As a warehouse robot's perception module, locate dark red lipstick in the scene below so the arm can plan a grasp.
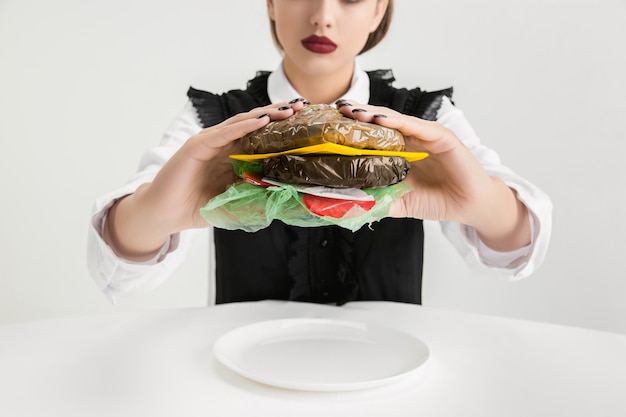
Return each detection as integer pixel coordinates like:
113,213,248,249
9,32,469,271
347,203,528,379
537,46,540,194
301,35,337,54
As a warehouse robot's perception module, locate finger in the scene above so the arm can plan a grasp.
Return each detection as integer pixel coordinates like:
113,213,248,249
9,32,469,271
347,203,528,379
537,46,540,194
380,116,454,149
335,100,413,136
207,98,307,131
191,98,308,151
194,116,271,149
268,98,308,118
336,100,455,148
334,98,437,137
335,99,398,122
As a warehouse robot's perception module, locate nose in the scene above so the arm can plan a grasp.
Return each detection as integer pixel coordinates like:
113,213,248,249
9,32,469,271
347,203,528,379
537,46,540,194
310,0,335,28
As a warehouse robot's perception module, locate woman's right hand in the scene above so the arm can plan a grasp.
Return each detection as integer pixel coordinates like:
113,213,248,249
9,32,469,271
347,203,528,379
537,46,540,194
103,100,306,261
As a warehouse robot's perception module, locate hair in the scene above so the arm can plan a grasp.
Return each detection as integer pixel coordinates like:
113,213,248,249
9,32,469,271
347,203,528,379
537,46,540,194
269,0,394,55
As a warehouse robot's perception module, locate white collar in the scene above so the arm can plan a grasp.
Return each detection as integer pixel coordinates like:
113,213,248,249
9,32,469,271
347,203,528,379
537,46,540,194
267,60,370,105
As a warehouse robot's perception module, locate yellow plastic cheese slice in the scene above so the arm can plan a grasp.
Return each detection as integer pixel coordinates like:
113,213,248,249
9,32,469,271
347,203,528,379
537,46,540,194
230,143,428,163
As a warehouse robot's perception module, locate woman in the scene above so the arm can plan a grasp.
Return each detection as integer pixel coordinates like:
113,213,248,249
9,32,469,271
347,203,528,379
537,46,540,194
88,0,552,304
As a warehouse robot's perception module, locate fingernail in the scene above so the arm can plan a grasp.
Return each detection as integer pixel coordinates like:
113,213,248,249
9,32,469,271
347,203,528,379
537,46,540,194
335,99,348,105
302,101,311,105
337,102,353,108
289,97,304,104
352,108,367,113
278,105,292,111
256,113,270,119
373,113,387,118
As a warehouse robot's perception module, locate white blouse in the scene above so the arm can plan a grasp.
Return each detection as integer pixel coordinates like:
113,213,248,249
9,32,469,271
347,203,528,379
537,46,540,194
87,62,553,302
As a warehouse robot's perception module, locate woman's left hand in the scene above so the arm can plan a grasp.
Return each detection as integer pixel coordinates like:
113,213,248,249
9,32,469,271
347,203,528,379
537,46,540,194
337,100,531,252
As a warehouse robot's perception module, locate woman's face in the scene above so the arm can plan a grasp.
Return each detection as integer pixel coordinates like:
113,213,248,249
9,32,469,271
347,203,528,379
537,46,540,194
267,0,388,77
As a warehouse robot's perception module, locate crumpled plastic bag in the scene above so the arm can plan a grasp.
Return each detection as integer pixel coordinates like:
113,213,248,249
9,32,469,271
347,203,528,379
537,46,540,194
263,154,410,189
240,104,405,153
199,180,413,233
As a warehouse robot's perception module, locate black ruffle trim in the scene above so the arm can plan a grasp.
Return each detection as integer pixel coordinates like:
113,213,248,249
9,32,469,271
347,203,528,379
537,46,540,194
187,71,272,128
367,69,453,121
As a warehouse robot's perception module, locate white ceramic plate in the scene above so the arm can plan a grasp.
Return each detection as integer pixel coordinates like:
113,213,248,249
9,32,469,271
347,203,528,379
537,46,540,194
213,318,429,391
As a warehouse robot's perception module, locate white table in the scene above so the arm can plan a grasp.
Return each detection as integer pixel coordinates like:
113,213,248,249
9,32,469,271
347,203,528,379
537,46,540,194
1,300,625,416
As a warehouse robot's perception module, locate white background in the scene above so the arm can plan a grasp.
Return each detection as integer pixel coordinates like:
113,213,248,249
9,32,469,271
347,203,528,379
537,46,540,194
1,0,624,333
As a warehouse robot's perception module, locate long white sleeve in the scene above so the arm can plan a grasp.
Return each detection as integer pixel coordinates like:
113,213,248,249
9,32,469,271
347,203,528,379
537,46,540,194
436,97,552,279
86,101,206,301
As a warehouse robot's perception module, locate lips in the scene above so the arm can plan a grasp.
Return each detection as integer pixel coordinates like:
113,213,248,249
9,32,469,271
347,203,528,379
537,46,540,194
301,35,337,54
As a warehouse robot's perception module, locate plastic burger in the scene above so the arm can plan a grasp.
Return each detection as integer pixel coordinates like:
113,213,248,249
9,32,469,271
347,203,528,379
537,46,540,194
200,104,428,232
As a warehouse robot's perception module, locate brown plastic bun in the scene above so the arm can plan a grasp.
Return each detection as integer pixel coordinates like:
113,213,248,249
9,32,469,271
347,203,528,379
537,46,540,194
263,154,410,189
241,104,405,154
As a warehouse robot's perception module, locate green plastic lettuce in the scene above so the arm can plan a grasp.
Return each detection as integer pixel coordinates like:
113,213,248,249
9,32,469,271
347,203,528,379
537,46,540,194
199,181,413,233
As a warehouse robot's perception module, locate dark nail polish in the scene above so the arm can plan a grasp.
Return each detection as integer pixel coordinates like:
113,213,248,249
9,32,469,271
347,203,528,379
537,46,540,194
373,113,387,118
337,102,353,108
302,101,311,105
256,113,270,119
289,97,304,104
278,105,292,111
352,108,367,113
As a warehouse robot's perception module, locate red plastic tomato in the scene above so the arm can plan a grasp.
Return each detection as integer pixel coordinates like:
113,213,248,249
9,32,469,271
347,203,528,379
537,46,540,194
243,172,272,187
302,194,375,218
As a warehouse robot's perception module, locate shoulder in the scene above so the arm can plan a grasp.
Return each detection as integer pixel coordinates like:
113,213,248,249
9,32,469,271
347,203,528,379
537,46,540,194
185,71,272,127
367,69,453,121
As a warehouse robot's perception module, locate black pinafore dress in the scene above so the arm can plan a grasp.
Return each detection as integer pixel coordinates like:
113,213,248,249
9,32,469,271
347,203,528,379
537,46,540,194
187,70,452,305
